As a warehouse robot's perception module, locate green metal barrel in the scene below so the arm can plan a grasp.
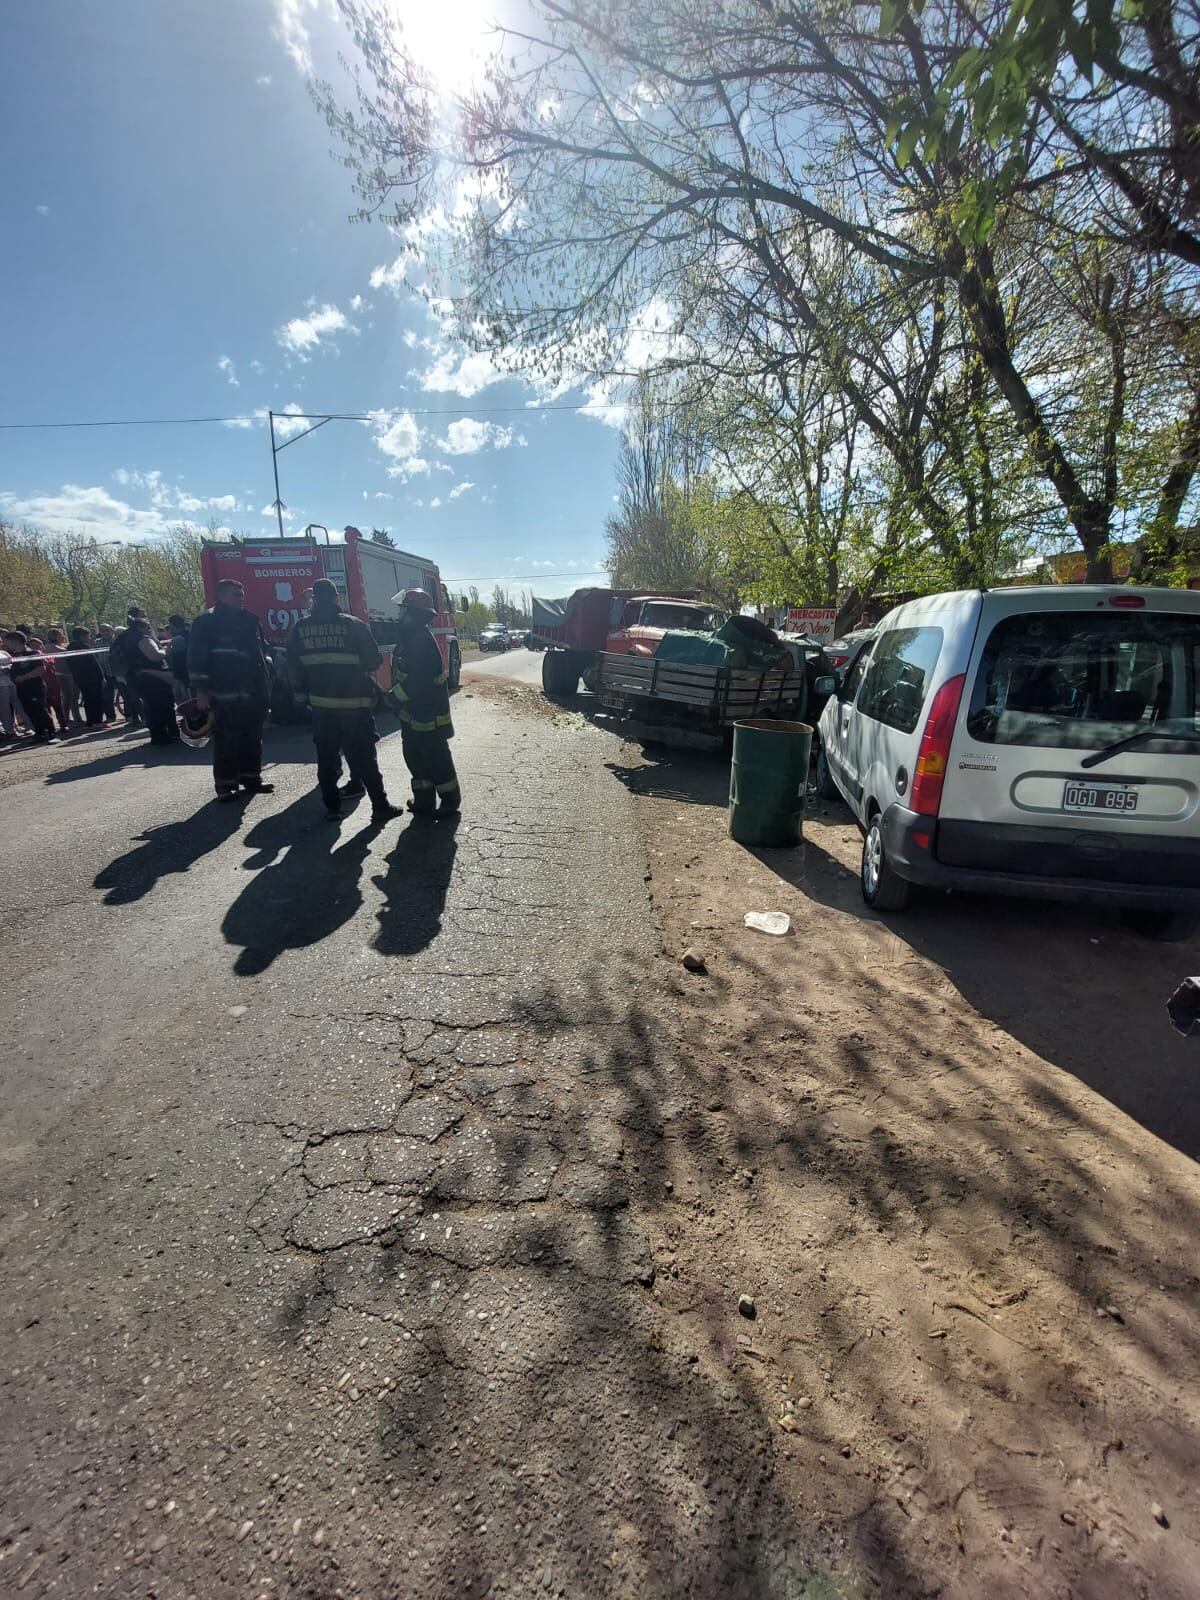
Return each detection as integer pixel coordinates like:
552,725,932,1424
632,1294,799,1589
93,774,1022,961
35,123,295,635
728,719,813,847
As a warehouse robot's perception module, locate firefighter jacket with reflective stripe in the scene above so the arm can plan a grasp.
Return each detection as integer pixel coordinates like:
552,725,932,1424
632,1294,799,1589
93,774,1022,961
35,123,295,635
188,605,270,704
390,623,453,735
286,607,382,710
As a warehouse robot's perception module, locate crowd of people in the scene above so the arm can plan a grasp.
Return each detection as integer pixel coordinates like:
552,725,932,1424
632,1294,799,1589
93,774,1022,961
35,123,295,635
0,611,193,746
2,579,460,821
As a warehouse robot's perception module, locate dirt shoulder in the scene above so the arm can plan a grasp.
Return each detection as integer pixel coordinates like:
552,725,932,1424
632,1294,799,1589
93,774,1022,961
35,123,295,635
617,738,1200,1600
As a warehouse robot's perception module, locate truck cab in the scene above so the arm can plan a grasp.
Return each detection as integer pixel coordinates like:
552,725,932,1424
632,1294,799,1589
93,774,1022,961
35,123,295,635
604,597,727,657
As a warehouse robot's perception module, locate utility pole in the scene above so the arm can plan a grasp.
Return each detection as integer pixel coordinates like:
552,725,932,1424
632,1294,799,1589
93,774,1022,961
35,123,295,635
268,409,336,537
269,410,286,538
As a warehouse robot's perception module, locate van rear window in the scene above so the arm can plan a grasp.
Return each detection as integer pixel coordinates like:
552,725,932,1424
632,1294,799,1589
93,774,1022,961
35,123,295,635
966,610,1200,750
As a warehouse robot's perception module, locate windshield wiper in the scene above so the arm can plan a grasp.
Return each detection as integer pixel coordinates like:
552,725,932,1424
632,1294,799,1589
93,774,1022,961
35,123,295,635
1080,719,1200,769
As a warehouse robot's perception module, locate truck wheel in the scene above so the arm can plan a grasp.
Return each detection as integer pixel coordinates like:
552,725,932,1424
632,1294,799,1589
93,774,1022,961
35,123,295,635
861,812,911,912
542,650,579,699
447,644,461,691
1119,907,1199,943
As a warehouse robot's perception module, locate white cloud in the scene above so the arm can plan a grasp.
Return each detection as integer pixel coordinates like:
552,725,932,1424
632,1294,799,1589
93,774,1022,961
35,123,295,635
440,418,526,454
276,301,354,357
0,484,165,542
349,293,365,312
218,354,239,387
250,358,264,374
369,253,417,293
415,346,507,398
221,403,307,435
256,73,273,86
111,468,238,516
272,0,320,74
448,480,476,500
429,497,443,509
35,203,49,216
369,409,421,463
261,503,294,520
175,492,239,514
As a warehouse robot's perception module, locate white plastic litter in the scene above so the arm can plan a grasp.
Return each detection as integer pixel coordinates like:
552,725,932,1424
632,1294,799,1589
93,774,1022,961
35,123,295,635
744,911,790,936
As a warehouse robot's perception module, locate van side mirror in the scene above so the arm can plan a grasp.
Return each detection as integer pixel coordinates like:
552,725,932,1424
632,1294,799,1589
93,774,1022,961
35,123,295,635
814,674,836,698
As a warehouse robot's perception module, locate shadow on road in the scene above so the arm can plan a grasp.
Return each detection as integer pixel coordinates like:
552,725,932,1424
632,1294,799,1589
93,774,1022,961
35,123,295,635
373,814,460,956
221,795,384,975
45,740,207,784
94,800,247,906
604,750,729,808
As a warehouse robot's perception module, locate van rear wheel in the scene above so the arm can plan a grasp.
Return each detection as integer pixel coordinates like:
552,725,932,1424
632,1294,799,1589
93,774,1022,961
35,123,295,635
861,813,911,912
1119,907,1199,943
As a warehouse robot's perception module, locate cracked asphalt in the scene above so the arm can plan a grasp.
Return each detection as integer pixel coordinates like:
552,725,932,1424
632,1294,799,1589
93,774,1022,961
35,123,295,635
0,694,824,1600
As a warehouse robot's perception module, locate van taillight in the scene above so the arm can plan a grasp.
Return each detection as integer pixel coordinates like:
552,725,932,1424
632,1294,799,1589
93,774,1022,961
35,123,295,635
1108,594,1145,608
909,674,966,817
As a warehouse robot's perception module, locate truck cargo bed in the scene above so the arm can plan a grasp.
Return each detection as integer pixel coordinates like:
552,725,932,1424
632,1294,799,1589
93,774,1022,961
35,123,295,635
597,652,805,724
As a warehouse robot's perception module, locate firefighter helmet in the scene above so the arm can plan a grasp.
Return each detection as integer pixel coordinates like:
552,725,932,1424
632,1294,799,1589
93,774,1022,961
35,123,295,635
397,587,436,616
178,698,215,748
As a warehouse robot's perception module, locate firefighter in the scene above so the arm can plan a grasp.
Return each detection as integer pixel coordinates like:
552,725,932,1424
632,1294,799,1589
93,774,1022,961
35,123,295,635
286,578,402,823
390,588,460,816
188,578,274,802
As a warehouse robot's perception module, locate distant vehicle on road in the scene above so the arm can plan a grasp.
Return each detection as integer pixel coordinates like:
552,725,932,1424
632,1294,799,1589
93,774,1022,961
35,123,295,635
817,585,1200,940
478,624,511,652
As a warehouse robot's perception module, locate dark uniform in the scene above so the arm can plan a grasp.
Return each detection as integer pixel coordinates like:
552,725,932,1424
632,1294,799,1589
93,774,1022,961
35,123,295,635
188,604,271,797
10,649,54,741
286,602,395,816
390,619,460,814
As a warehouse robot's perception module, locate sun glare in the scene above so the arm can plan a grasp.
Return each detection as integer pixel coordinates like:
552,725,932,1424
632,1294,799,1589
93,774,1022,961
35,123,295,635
398,0,499,95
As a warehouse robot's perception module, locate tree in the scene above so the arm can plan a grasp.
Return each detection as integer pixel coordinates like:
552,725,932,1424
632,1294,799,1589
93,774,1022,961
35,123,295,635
323,0,1199,582
371,527,396,546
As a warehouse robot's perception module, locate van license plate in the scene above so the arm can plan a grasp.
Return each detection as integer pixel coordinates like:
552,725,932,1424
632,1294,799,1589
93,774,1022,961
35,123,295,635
1062,781,1139,814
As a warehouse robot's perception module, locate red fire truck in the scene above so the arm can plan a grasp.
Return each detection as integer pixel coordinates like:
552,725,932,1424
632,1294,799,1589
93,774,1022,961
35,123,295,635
199,527,462,703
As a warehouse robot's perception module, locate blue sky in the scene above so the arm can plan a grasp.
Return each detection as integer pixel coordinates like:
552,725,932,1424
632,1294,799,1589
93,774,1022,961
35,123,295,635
0,0,617,595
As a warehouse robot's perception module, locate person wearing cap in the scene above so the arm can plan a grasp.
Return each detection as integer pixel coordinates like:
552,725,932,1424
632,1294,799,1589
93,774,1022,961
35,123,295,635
286,577,402,822
188,578,274,801
390,588,460,816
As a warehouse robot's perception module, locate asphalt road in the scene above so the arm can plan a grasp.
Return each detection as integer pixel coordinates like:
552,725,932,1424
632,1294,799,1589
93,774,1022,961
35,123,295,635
0,693,820,1599
461,644,545,687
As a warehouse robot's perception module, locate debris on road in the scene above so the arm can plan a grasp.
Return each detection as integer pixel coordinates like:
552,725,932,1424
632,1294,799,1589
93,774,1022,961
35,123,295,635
680,947,707,972
743,910,790,935
738,1293,757,1319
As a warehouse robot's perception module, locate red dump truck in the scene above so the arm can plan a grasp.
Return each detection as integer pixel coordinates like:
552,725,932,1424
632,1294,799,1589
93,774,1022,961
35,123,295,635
531,588,721,695
200,527,462,703
532,586,835,746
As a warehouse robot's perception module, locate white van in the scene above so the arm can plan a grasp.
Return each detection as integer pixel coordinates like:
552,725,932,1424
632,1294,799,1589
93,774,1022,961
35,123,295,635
816,586,1200,940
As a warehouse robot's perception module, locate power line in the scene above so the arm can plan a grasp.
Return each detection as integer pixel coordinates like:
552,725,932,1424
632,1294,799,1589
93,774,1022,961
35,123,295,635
0,401,632,432
444,568,609,582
